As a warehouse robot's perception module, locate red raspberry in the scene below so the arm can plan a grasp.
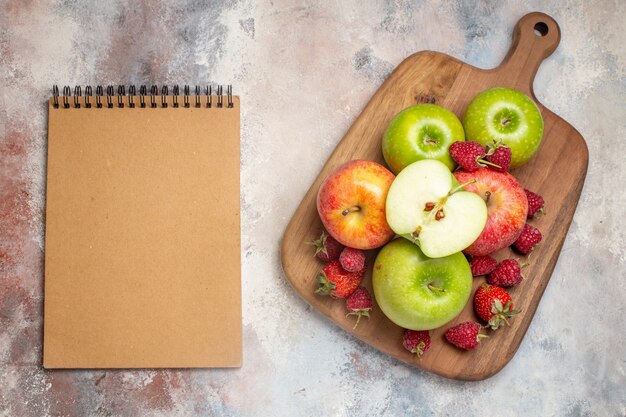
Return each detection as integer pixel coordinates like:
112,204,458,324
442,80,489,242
444,321,487,350
339,247,366,272
485,143,512,172
448,141,488,171
470,255,498,276
513,223,542,254
345,286,372,329
402,330,431,358
488,259,525,287
525,189,545,218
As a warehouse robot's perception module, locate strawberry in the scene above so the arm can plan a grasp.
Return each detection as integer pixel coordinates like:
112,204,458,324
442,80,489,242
469,255,498,276
513,223,542,255
485,142,512,172
339,247,366,272
308,231,344,262
448,141,488,172
402,330,431,358
488,259,526,287
316,260,364,298
474,283,521,330
525,189,545,218
345,286,372,328
444,321,487,350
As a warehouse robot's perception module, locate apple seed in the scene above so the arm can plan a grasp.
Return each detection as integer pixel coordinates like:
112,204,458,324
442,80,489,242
424,202,436,212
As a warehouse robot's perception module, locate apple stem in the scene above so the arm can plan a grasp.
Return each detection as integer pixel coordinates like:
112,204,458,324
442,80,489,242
341,205,361,216
484,191,492,204
448,179,477,196
428,284,447,293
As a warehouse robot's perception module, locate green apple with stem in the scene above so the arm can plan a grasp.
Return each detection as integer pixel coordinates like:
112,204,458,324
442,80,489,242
463,87,544,168
386,159,488,258
373,238,473,330
382,104,465,174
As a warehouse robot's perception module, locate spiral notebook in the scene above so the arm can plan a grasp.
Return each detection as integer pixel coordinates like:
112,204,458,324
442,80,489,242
43,85,241,368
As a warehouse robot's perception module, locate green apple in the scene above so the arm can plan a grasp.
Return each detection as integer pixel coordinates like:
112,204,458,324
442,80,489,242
463,87,544,168
382,104,464,174
373,238,472,330
386,159,487,258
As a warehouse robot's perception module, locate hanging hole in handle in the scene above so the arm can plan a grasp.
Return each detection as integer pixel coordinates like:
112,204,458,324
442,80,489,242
534,22,549,37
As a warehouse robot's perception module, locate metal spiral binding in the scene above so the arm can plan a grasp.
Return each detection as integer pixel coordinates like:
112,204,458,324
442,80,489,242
151,85,158,108
62,86,71,108
116,85,125,108
106,85,114,108
172,85,179,108
195,86,201,108
227,85,233,108
217,85,223,108
73,86,81,108
205,86,212,108
52,85,59,108
161,86,168,108
139,85,147,108
85,86,92,108
184,85,190,108
128,85,136,108
51,85,235,109
96,85,103,108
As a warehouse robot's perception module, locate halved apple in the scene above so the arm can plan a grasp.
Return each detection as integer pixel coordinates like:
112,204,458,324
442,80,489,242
386,159,488,258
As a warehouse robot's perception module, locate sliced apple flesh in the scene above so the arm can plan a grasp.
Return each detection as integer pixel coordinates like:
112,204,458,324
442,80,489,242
386,159,488,258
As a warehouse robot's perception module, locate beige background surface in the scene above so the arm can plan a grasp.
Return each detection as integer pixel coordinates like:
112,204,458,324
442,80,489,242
0,0,624,416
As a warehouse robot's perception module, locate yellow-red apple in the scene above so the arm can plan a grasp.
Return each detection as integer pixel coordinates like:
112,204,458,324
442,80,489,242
317,160,395,250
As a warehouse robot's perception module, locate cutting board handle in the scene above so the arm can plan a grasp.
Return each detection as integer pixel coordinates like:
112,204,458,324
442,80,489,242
497,12,561,94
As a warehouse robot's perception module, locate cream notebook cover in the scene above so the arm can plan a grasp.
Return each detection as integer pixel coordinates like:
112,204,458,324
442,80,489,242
43,85,241,368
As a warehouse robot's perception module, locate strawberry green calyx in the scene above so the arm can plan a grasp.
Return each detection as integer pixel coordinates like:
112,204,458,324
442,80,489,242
307,231,345,262
308,231,330,257
315,272,336,296
487,299,522,330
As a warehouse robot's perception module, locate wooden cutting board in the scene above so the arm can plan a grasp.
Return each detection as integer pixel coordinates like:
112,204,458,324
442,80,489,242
280,12,588,380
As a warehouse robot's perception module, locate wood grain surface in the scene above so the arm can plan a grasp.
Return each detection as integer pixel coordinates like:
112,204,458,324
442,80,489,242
281,12,588,380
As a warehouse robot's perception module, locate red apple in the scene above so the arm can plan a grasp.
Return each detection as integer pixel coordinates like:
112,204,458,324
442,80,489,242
317,160,395,250
454,168,528,256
